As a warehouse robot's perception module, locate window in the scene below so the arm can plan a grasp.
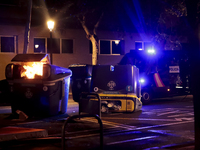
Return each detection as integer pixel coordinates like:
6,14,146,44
62,39,73,53
34,37,74,54
1,36,15,53
135,42,142,50
47,38,60,54
100,40,110,54
34,38,45,53
112,41,124,54
135,41,152,51
100,40,124,55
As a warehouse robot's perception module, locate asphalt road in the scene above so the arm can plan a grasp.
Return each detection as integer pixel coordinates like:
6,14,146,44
0,95,194,150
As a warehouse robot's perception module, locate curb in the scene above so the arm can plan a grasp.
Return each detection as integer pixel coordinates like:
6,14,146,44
0,126,48,142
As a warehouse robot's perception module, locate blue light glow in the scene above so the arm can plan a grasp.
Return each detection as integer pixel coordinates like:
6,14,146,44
110,65,114,71
139,78,145,83
147,49,155,54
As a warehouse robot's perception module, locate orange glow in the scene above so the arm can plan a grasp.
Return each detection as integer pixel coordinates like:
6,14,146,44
21,62,44,79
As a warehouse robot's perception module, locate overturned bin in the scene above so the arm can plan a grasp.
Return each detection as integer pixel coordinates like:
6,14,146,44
91,65,142,113
70,64,142,114
5,54,72,117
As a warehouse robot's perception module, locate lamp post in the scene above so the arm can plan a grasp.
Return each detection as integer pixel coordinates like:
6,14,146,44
47,20,54,64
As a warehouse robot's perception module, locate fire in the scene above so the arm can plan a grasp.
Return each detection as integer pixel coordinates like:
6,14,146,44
21,62,44,79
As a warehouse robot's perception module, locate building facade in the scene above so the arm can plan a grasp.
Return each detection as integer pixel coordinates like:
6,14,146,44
0,24,152,80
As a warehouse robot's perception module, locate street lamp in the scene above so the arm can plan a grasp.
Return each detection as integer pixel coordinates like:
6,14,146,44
47,20,54,64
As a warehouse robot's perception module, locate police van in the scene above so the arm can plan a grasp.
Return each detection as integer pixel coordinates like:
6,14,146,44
119,50,190,104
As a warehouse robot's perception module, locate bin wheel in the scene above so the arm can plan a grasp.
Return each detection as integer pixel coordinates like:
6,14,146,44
141,90,152,104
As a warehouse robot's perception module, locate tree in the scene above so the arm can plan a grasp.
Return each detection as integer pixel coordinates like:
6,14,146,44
45,0,109,65
74,0,106,65
140,0,193,50
0,0,33,54
185,1,200,149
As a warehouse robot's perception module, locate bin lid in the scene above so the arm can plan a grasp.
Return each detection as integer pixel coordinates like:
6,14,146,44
11,54,50,64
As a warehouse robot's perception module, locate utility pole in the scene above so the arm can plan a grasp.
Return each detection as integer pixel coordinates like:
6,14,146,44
23,0,32,54
185,1,200,149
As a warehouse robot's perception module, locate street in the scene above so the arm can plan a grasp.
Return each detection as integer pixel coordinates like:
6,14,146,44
0,95,194,150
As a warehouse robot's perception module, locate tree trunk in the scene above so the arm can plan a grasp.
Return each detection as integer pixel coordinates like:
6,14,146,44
79,18,99,65
78,13,103,65
91,35,99,65
23,0,32,54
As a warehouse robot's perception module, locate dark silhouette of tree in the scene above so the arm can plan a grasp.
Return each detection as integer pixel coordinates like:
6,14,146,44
185,0,200,149
140,0,199,51
45,0,109,65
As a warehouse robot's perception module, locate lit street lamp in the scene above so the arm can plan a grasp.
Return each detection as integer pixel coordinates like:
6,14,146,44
47,20,54,64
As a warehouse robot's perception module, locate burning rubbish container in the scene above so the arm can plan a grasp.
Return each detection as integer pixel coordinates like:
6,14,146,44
5,54,72,117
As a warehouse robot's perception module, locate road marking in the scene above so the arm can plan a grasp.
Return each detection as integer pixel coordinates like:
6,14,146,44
148,130,174,135
174,117,194,121
148,129,194,140
157,110,180,116
135,120,193,130
142,107,193,115
168,113,194,117
101,117,185,122
52,119,194,140
55,120,194,141
82,118,137,130
142,107,193,119
186,106,193,108
151,108,176,112
107,136,158,145
83,118,193,132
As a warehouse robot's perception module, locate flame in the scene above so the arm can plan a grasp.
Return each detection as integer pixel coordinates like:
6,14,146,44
21,62,44,79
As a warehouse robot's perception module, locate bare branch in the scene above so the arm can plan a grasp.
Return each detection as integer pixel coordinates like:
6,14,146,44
78,15,91,38
93,12,104,35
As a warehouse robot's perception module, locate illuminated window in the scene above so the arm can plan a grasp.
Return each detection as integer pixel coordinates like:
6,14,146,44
135,42,143,50
135,41,152,51
112,41,124,54
34,38,45,53
62,39,73,53
47,38,60,54
0,36,15,53
99,40,124,55
34,38,73,54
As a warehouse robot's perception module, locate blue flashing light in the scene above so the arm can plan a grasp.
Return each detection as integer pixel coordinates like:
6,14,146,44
139,78,145,83
147,49,155,54
110,65,114,71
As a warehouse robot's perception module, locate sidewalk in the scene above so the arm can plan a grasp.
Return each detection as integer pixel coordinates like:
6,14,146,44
0,126,48,142
0,95,77,143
